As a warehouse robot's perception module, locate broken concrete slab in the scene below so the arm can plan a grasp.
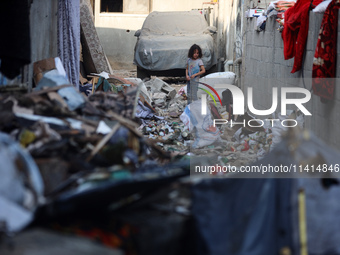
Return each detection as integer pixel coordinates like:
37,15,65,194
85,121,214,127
144,78,176,100
153,92,167,100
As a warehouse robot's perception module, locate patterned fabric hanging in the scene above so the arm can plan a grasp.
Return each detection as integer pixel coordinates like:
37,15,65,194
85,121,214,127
312,0,340,101
58,0,80,89
282,0,322,73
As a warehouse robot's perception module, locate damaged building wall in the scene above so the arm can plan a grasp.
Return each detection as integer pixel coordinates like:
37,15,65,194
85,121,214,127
224,0,244,63
94,3,147,69
242,12,340,150
94,0,215,70
30,0,58,64
25,0,58,90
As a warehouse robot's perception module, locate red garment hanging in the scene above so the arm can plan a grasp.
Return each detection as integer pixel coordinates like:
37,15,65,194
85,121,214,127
282,0,322,73
312,0,340,101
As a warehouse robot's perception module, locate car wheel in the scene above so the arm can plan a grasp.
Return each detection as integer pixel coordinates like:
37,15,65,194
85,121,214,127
137,67,150,80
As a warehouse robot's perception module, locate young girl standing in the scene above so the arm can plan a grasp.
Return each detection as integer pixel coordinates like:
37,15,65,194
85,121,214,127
186,44,206,104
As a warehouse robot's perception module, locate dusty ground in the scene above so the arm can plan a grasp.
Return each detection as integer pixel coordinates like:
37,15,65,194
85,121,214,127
112,69,259,168
111,69,138,79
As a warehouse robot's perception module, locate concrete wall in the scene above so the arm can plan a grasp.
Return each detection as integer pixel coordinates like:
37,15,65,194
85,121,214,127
242,12,340,149
224,0,244,63
94,0,219,70
25,0,58,90
152,0,206,11
30,0,58,62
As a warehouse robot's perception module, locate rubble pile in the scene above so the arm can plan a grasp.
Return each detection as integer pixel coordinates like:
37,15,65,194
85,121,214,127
2,64,339,255
0,66,193,232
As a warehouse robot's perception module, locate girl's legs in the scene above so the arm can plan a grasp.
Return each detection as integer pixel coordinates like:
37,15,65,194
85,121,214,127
187,79,198,105
191,79,198,101
187,81,191,104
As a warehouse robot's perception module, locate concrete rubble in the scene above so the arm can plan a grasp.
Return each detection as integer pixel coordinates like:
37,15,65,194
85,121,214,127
0,63,338,255
3,1,340,253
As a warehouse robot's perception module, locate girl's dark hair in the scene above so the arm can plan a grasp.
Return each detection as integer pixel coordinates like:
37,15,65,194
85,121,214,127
188,44,203,58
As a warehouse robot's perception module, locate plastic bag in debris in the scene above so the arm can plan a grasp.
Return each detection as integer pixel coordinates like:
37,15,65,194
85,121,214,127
0,132,44,232
180,100,221,148
34,69,85,111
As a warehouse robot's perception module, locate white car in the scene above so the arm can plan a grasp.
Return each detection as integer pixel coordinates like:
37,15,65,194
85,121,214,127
133,11,217,79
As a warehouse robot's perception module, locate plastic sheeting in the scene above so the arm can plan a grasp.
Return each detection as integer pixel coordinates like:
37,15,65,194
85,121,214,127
0,132,44,232
295,179,340,255
192,178,293,255
192,129,340,255
134,11,217,71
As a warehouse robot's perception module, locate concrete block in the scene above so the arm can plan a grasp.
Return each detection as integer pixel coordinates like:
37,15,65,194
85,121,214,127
252,46,260,60
244,73,253,86
306,32,315,51
265,47,273,63
247,31,254,45
249,47,254,60
272,64,280,79
258,62,266,77
309,12,315,31
254,33,263,47
253,47,260,60
267,78,276,90
335,77,340,96
265,33,275,48
279,65,288,82
144,78,176,99
264,63,271,78
274,29,284,48
296,74,312,90
274,48,283,64
260,47,267,62
247,60,254,74
256,60,262,75
314,13,323,30
245,44,251,60
290,68,302,79
285,66,296,78
267,16,277,31
303,51,314,71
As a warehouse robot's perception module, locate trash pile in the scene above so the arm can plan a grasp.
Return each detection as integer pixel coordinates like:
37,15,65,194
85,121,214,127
0,60,191,238
127,77,191,155
2,59,340,255
117,72,306,168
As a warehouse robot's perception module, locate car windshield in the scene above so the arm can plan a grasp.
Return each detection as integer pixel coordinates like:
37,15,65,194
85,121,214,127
142,11,208,35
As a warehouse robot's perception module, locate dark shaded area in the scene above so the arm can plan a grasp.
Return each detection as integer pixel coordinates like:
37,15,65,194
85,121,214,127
0,1,31,78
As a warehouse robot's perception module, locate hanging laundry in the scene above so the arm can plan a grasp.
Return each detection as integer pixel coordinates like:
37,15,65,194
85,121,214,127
58,0,80,89
282,0,322,73
312,0,340,101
